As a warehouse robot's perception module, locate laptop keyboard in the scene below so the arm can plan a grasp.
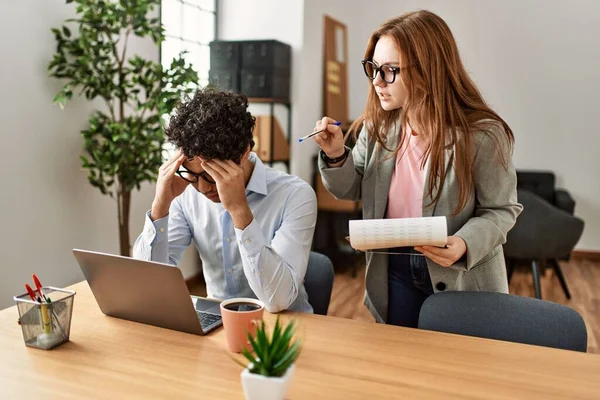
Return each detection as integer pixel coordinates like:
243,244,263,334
197,311,221,328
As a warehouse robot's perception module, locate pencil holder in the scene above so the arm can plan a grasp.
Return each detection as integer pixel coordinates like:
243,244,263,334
14,287,76,350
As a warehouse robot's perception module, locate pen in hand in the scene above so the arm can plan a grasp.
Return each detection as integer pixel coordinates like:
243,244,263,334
298,121,342,143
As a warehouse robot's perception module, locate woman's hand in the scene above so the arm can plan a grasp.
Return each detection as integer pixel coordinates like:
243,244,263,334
312,116,346,158
414,236,467,267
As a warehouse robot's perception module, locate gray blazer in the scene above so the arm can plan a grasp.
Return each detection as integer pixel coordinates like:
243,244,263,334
319,121,523,323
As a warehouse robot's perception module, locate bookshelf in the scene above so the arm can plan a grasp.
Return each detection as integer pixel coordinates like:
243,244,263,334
249,97,291,171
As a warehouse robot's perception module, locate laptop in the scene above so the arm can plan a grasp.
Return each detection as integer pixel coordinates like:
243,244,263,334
72,249,222,335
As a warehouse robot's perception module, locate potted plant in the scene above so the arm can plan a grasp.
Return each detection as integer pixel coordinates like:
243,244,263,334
48,0,198,255
234,317,302,400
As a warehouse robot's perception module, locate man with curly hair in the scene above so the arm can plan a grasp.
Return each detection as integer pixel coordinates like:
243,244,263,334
133,88,317,313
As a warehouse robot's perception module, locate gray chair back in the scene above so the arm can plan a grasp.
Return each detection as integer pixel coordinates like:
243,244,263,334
304,252,334,315
418,291,587,352
504,189,584,259
516,170,556,204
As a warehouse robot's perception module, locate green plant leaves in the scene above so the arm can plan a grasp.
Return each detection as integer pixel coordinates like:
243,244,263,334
240,317,301,378
48,0,199,198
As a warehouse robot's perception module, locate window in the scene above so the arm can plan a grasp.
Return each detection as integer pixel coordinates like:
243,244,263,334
161,0,217,87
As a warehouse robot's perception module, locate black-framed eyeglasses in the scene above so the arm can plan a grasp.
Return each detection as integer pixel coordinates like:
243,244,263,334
361,60,401,84
176,166,216,184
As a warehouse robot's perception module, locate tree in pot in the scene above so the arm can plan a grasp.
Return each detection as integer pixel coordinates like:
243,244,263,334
234,317,302,400
48,0,198,255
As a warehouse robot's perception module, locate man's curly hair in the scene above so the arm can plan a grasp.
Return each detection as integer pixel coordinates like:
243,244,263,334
165,88,256,164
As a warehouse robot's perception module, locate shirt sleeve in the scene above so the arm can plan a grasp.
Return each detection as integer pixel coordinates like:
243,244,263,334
454,124,523,270
132,197,192,265
234,185,317,313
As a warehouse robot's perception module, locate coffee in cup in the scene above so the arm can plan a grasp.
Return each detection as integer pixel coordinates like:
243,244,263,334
220,298,265,353
223,302,262,312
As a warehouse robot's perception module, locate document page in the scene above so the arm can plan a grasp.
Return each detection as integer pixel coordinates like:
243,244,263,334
348,216,447,251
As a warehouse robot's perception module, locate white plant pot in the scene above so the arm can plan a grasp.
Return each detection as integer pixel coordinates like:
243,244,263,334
241,364,295,400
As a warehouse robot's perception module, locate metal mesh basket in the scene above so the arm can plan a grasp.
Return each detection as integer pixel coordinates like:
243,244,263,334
14,287,76,350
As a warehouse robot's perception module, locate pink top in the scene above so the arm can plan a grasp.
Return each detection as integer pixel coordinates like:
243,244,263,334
386,124,428,219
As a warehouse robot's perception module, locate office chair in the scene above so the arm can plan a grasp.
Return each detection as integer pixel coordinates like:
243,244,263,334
304,251,335,315
516,170,575,215
418,291,587,352
504,189,584,299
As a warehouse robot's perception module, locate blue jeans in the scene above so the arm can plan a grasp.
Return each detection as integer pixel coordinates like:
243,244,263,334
387,247,434,327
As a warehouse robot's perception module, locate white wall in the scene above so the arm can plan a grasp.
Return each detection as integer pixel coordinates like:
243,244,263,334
360,0,600,250
299,0,373,181
221,0,599,251
217,0,369,183
218,0,306,176
0,0,198,310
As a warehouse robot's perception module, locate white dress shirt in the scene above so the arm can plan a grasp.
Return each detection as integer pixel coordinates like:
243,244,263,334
133,153,316,313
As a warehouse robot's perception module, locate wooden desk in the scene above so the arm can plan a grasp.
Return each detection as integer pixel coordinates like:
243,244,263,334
2,281,599,399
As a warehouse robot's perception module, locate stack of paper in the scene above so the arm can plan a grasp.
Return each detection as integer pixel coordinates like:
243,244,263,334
348,216,447,251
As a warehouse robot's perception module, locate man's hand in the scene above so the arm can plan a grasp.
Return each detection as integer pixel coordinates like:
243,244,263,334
151,148,190,221
414,236,467,267
201,159,253,229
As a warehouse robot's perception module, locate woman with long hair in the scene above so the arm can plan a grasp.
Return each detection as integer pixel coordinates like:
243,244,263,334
315,10,522,326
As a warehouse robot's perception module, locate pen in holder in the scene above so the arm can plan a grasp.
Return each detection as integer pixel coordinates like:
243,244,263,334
14,287,76,350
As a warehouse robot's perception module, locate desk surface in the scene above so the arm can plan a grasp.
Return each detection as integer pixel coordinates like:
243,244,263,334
1,281,599,399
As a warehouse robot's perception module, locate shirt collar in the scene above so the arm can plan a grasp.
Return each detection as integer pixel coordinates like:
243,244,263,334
245,152,268,196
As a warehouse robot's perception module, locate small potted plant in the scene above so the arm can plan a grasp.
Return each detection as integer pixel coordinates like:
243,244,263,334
234,317,302,400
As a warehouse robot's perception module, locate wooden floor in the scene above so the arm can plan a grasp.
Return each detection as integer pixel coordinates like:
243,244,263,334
188,256,600,354
328,256,600,353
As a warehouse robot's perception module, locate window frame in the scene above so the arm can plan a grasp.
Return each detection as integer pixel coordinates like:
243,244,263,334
159,0,219,87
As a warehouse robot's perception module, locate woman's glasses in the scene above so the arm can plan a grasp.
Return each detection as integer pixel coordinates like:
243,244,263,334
361,60,401,84
176,166,216,184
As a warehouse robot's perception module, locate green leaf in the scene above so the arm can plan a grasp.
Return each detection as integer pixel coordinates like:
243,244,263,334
247,330,264,362
51,28,62,40
270,317,282,351
272,341,301,375
52,92,66,109
237,317,301,377
241,347,256,366
271,319,296,362
62,26,71,37
230,353,251,370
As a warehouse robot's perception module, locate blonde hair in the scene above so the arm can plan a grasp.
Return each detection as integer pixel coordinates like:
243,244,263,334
349,10,514,215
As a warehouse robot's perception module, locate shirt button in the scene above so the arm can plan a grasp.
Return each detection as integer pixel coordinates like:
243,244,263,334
226,237,231,243
148,229,154,235
228,268,233,274
159,227,165,233
245,239,252,244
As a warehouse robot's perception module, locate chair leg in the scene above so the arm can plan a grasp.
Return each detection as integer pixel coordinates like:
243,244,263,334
507,259,516,284
531,260,542,299
540,259,548,276
549,258,572,299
